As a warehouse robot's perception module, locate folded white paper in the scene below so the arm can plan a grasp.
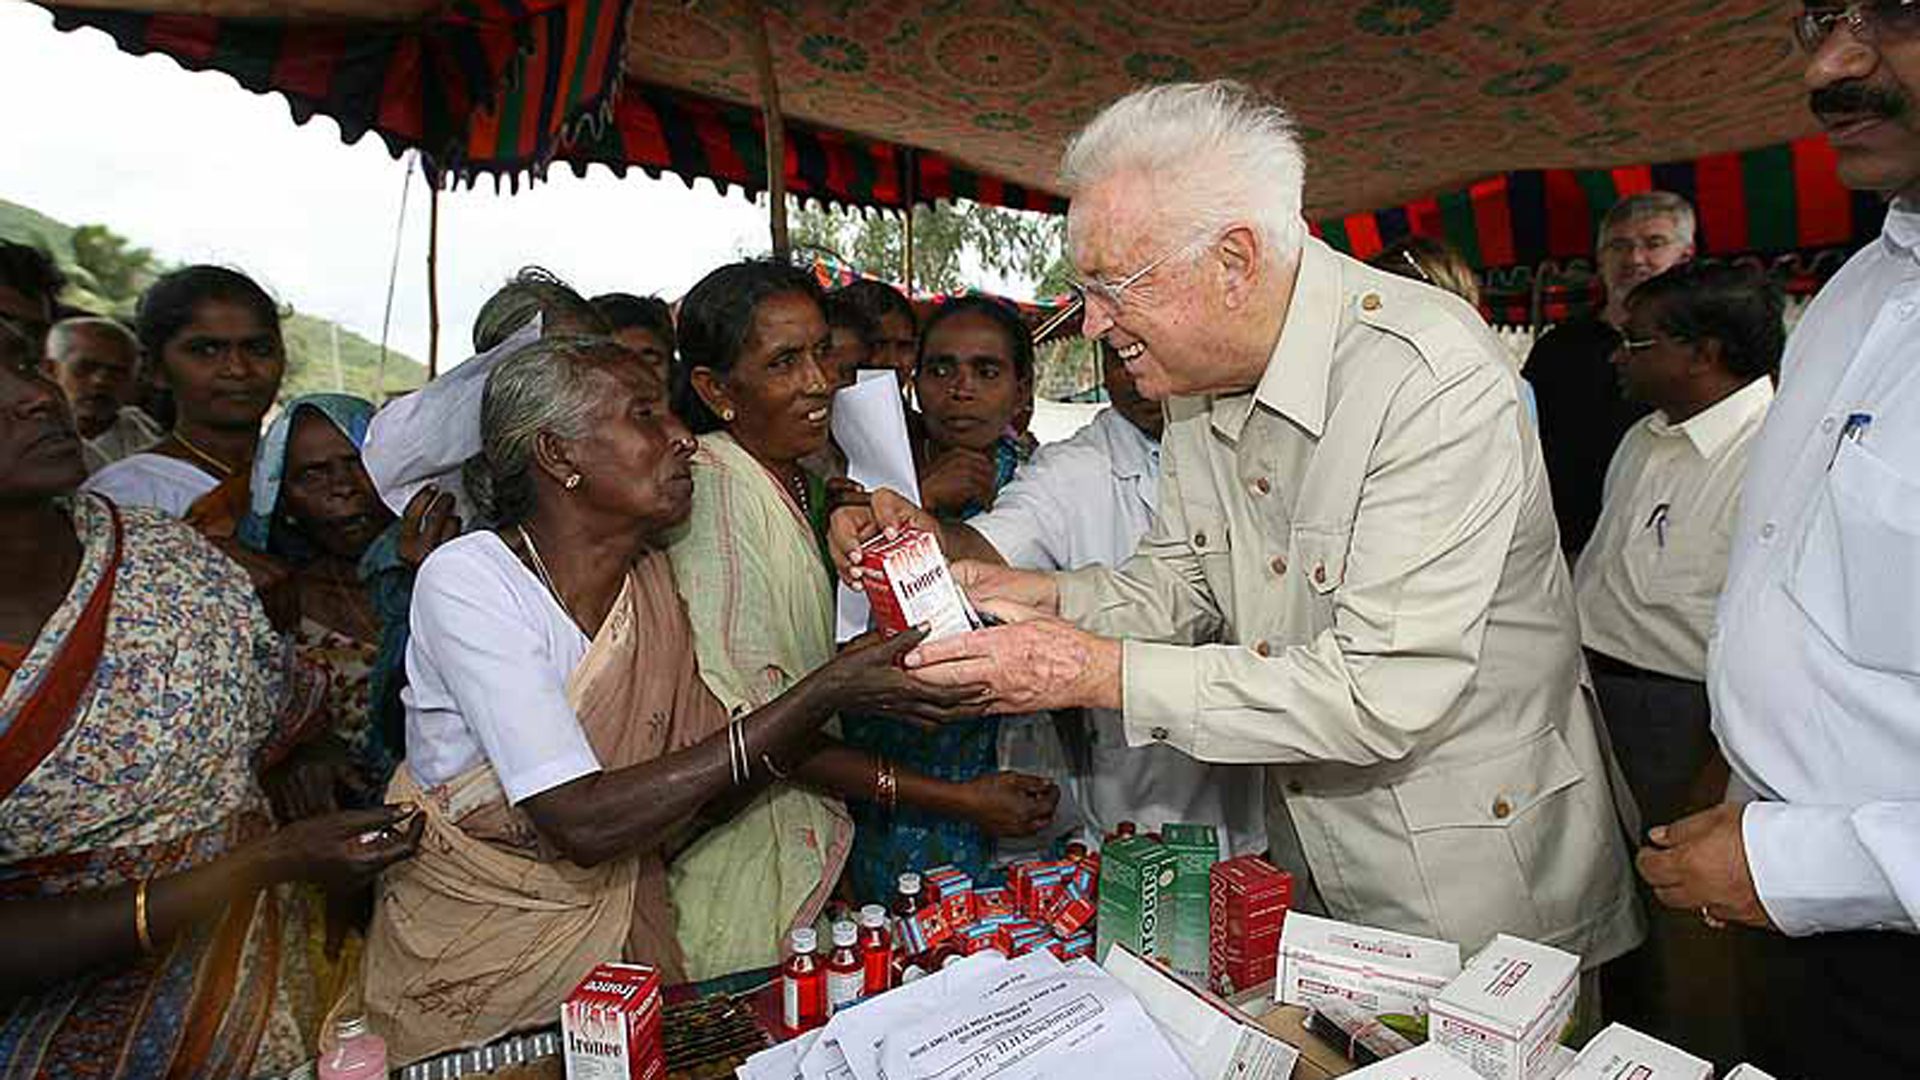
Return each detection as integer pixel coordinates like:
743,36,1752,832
831,370,923,642
1102,943,1300,1080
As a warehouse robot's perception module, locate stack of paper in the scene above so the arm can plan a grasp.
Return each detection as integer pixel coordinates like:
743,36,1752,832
737,949,1196,1080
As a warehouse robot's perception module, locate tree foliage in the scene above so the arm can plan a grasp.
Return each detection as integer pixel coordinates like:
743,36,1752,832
786,198,1072,298
68,224,158,310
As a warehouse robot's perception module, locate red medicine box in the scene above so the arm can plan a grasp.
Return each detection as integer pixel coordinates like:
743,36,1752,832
1208,856,1292,997
561,962,665,1080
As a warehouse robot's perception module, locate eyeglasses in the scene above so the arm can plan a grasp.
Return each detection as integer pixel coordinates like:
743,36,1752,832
1616,336,1660,354
1793,1,1920,53
1600,234,1682,257
1068,230,1217,316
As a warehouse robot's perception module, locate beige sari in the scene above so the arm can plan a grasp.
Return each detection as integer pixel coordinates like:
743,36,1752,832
362,552,728,1065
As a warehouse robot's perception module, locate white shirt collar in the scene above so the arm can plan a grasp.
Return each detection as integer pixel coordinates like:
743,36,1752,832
1883,198,1920,261
1647,376,1774,459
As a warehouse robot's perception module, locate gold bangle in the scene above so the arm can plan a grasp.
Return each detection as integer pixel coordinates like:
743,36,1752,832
876,757,898,813
135,875,154,953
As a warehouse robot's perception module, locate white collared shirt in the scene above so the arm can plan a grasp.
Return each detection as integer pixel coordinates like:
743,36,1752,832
971,407,1267,858
1574,377,1773,679
1712,201,1920,936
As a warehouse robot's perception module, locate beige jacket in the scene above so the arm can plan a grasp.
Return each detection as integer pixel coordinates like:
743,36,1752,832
1059,238,1643,965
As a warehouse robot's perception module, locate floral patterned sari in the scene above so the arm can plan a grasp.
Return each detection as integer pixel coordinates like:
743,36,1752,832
0,495,327,1079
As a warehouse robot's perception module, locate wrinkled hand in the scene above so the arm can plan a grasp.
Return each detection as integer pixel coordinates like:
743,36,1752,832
919,448,998,516
1636,802,1775,931
821,625,994,722
260,734,371,823
398,485,462,567
246,805,425,892
952,562,1060,617
960,772,1060,838
906,610,1121,713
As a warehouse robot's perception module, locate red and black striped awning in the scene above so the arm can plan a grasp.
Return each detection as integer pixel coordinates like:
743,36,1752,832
1313,134,1887,272
558,82,1067,215
39,1,1064,214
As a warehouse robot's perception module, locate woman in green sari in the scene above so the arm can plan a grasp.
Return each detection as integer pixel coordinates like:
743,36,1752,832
665,262,1057,973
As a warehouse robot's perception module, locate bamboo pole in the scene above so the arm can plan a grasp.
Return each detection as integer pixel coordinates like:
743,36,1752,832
902,149,916,292
427,181,442,378
746,0,789,258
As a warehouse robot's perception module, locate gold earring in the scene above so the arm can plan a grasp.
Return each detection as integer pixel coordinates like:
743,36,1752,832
720,407,736,422
565,473,583,490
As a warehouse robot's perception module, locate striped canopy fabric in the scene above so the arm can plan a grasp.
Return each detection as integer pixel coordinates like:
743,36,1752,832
46,0,635,187
1314,134,1888,271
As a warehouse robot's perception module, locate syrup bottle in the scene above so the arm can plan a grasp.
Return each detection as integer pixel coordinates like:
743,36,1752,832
317,1015,387,1080
782,927,827,1035
825,920,863,1015
891,871,922,945
858,904,894,996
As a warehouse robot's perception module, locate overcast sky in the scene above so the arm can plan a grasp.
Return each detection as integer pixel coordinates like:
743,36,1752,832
2,4,789,370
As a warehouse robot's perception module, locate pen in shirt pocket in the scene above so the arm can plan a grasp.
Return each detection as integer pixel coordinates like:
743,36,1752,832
1828,412,1873,470
1645,503,1670,548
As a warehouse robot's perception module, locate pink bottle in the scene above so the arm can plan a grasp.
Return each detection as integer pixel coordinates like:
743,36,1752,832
318,1015,388,1080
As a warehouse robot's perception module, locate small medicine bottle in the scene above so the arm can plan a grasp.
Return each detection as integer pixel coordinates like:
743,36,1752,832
782,927,827,1034
825,921,863,1015
858,904,893,996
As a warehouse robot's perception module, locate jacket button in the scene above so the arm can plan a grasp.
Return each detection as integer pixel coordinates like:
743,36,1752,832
1149,726,1170,741
1313,564,1327,585
1254,641,1272,658
1253,477,1271,495
1194,531,1208,549
1361,293,1382,311
1492,797,1513,820
1271,554,1288,576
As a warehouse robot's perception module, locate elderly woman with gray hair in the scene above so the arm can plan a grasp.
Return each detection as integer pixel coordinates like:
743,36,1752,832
359,334,979,1065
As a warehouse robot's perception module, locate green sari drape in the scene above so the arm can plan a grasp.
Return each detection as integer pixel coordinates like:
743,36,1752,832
664,433,851,978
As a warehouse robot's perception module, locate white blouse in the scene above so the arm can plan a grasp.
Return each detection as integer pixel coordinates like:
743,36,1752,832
402,530,602,804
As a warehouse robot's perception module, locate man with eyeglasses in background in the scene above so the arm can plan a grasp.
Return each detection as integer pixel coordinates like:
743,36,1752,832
885,81,1645,1009
0,241,59,377
1572,262,1781,1066
1524,193,1697,561
1634,4,1920,1076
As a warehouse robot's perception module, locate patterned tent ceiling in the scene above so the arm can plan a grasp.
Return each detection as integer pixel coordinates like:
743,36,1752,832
43,0,1824,221
626,0,1821,220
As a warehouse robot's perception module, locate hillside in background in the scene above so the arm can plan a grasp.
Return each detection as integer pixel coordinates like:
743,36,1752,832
0,197,425,402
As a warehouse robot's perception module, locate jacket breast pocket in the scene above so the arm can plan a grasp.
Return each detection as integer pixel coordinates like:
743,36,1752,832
1785,440,1920,675
1389,730,1611,948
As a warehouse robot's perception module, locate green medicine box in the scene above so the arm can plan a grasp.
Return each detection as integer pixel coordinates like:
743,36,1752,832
1159,823,1220,983
1096,835,1179,964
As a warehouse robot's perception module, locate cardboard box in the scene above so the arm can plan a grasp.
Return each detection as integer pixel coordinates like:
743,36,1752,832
856,528,976,640
1541,1046,1576,1080
1559,1024,1711,1080
561,962,664,1080
1277,912,1461,1021
1161,823,1220,984
1429,934,1581,1080
1096,835,1178,963
1105,943,1301,1080
1342,1042,1485,1080
1210,855,1291,996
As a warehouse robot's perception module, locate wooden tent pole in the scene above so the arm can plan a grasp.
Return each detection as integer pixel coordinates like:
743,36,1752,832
427,180,441,378
902,149,916,292
747,0,789,258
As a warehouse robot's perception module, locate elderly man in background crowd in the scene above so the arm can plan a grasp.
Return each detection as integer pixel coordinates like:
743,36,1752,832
44,315,161,473
1525,192,1696,557
1636,7,1920,1077
895,82,1644,992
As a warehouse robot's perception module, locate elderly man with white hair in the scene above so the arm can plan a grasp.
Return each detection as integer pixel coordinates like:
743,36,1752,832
884,82,1644,978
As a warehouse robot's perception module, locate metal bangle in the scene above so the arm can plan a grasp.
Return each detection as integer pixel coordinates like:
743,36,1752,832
876,757,899,813
135,875,154,953
760,752,792,781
